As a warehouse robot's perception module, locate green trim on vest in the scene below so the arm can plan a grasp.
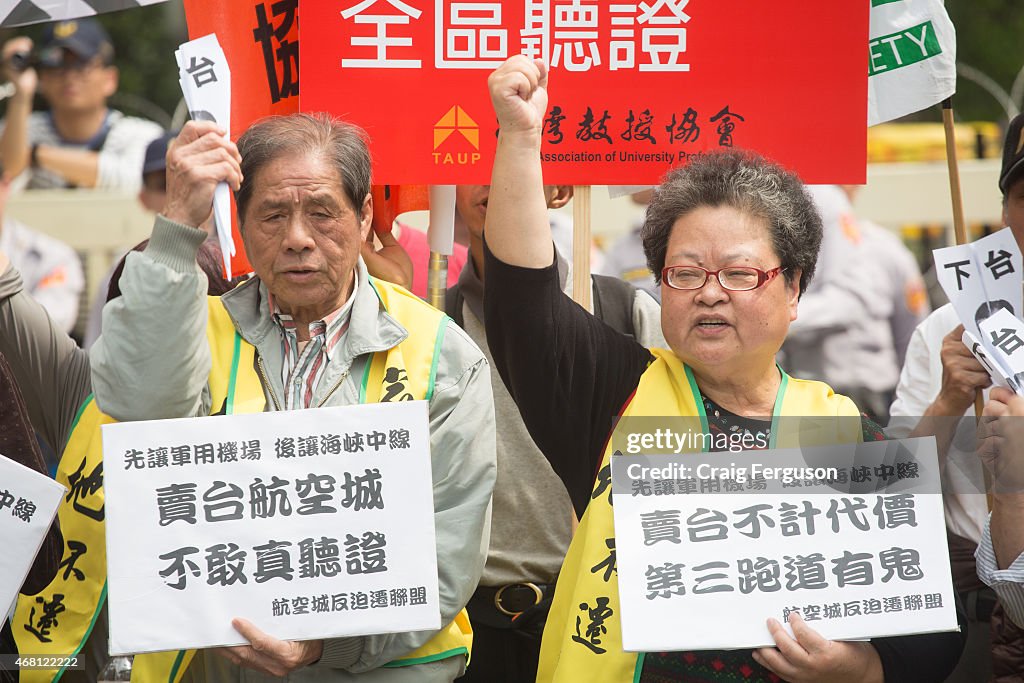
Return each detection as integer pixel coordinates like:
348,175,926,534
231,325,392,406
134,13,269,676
681,365,709,445
166,650,187,683
68,392,94,434
380,646,470,668
226,332,242,415
769,367,790,449
359,355,373,403
427,317,448,403
632,652,646,683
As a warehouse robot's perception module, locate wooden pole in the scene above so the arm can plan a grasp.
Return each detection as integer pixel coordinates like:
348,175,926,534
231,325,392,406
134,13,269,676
942,99,984,419
572,185,592,310
944,98,992,506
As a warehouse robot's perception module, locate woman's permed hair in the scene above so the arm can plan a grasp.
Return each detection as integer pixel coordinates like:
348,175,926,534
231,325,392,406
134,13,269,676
641,150,822,297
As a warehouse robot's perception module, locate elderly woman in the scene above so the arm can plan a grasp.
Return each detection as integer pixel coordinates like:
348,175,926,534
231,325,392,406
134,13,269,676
481,57,965,682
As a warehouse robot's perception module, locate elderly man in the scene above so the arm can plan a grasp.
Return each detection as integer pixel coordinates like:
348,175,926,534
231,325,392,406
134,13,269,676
90,116,496,682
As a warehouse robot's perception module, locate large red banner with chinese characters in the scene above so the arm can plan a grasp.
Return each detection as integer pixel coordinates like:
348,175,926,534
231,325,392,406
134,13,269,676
301,0,868,185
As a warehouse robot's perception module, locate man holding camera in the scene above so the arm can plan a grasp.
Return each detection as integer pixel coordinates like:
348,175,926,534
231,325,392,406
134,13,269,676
0,18,162,191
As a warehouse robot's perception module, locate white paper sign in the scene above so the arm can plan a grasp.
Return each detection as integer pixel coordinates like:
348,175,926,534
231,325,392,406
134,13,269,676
175,33,234,276
934,229,1023,384
980,308,1024,394
611,438,957,651
0,453,65,616
102,401,440,655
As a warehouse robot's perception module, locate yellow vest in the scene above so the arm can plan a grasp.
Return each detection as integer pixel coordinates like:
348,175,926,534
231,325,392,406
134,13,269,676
536,349,862,682
16,278,471,682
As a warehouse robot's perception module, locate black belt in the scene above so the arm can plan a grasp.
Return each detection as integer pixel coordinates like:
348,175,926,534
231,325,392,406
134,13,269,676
473,582,553,618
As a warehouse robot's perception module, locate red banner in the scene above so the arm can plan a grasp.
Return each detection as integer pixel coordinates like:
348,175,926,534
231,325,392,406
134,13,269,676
301,0,868,185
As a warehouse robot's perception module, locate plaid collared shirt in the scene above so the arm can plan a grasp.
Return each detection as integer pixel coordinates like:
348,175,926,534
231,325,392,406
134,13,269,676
270,278,357,410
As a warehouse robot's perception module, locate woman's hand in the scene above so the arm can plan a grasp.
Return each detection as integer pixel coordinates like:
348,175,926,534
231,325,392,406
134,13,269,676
361,229,413,291
752,613,883,683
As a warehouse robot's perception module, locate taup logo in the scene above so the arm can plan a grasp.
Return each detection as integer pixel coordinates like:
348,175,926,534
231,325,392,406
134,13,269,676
433,105,480,166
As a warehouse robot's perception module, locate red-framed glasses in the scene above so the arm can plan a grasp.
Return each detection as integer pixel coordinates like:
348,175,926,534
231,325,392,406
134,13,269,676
661,265,785,291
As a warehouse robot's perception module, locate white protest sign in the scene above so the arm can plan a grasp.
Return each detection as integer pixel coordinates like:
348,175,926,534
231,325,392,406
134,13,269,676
934,229,1023,377
0,453,64,616
975,229,1023,315
175,33,234,276
980,308,1024,395
102,401,439,655
611,437,957,651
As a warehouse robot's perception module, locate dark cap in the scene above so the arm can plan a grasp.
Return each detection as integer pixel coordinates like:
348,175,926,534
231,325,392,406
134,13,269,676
142,132,176,178
1000,114,1024,194
37,18,113,68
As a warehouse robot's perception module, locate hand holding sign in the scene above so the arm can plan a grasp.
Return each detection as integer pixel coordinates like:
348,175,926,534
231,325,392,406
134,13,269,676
754,613,883,683
214,618,323,677
175,33,235,274
934,324,993,416
487,56,548,138
162,120,242,231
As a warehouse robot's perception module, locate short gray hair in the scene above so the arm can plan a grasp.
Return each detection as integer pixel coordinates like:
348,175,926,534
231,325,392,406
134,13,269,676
642,150,821,296
234,112,372,223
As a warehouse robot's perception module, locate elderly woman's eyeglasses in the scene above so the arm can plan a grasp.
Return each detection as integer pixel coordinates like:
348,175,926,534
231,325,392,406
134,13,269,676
661,265,785,291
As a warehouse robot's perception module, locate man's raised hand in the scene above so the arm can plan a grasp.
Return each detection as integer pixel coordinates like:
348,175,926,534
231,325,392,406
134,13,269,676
162,120,242,231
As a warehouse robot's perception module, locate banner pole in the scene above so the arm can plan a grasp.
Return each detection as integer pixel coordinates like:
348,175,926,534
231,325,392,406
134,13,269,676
427,252,448,310
943,98,991,504
941,99,969,248
427,185,456,310
572,185,592,310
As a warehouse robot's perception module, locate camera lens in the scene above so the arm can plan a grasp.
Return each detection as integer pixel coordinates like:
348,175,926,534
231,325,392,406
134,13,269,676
7,52,31,72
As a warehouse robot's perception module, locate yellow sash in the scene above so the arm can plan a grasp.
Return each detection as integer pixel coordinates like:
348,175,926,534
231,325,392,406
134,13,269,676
13,399,115,683
536,349,862,682
17,278,469,682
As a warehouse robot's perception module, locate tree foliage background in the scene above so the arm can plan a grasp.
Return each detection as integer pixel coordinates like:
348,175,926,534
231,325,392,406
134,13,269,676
943,0,1024,125
1,1,1023,132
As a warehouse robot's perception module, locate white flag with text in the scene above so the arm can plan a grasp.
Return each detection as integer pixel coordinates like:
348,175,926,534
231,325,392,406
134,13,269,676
868,0,956,126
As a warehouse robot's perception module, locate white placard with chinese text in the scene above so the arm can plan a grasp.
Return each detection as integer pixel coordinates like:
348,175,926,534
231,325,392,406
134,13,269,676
175,33,234,276
611,438,957,651
980,308,1024,394
934,229,1023,380
102,401,439,655
0,453,64,616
